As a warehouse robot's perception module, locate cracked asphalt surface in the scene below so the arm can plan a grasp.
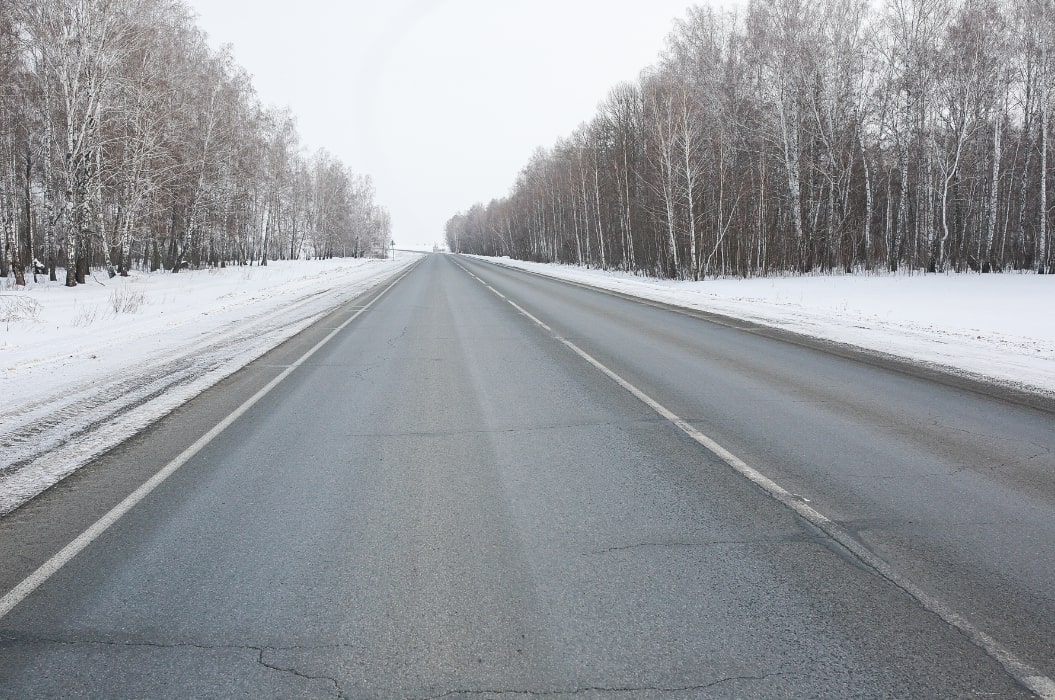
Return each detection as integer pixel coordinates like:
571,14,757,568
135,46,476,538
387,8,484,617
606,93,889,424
1,254,1054,697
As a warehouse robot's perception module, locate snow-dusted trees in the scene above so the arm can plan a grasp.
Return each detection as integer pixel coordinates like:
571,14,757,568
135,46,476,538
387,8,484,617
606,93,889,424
0,0,389,288
301,151,389,260
449,0,1055,277
18,0,130,286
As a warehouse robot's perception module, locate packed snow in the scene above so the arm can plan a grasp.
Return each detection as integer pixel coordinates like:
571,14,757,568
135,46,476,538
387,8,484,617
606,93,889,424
473,256,1055,397
0,254,420,515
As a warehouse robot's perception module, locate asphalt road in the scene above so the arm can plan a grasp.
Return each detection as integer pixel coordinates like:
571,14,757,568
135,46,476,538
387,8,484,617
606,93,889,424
1,253,1053,698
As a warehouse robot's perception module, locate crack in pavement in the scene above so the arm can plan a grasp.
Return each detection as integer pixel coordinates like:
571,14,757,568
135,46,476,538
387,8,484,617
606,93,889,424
0,633,787,699
0,631,360,651
584,536,809,556
929,421,1054,474
993,446,1054,474
0,634,347,699
931,420,1053,453
0,634,254,652
416,672,789,698
386,325,410,348
257,648,346,700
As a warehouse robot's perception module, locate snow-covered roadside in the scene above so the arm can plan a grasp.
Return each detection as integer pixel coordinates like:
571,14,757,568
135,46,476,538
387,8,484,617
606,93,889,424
472,256,1055,396
0,254,421,515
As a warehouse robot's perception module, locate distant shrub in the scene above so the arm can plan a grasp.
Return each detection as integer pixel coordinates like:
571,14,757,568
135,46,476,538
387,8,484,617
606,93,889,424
72,303,99,327
109,286,145,314
0,294,41,325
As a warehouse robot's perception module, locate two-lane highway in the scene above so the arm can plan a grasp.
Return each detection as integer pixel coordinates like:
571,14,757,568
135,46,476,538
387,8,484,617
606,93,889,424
1,253,1053,698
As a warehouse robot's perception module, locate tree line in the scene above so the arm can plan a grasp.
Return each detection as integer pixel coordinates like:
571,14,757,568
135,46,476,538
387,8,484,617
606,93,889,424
447,0,1053,278
0,0,391,288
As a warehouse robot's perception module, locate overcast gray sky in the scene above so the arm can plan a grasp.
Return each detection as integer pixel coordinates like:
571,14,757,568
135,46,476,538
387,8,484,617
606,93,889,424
186,1,698,249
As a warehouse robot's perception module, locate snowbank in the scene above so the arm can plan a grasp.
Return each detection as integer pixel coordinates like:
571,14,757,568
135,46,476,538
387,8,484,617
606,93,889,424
0,254,420,515
472,256,1055,396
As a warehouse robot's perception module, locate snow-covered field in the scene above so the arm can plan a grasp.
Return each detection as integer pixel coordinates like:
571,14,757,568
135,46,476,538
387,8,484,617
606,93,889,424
0,254,420,515
474,256,1055,397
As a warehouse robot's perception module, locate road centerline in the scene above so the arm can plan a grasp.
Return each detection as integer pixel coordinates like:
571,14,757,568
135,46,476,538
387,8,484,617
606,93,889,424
452,255,1055,700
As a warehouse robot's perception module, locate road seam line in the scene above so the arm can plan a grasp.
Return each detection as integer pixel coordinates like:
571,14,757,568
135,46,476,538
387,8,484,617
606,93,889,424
0,261,420,623
454,258,1055,700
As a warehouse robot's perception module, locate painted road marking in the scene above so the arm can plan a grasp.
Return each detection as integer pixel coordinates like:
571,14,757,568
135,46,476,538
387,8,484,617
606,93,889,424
0,261,420,622
454,256,1055,700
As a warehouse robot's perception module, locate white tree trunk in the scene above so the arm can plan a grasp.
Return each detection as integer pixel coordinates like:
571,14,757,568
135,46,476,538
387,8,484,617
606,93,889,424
985,112,1001,269
860,130,873,267
778,93,804,269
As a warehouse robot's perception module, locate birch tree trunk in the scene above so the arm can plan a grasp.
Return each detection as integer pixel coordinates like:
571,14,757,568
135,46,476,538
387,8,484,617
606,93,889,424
1040,74,1048,273
860,129,873,268
985,111,1001,270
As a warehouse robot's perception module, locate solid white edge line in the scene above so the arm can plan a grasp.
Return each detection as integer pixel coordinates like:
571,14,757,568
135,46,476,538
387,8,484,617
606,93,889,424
0,261,420,622
454,257,1055,700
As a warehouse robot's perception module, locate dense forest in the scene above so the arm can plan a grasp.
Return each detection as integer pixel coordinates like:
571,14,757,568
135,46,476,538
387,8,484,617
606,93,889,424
0,0,391,288
447,0,1053,278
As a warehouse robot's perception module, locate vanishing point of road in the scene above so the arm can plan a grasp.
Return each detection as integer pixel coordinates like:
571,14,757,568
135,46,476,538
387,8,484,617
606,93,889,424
2,253,1054,698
